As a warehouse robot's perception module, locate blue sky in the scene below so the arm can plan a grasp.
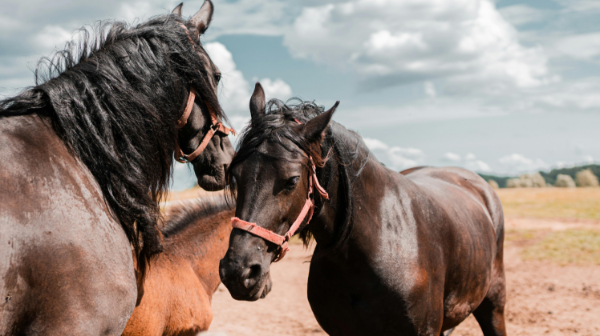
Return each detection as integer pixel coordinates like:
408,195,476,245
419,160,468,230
1,0,599,190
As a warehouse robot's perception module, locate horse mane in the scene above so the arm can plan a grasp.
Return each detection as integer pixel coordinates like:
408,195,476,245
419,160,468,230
162,194,234,240
0,15,225,270
229,98,328,171
229,99,359,252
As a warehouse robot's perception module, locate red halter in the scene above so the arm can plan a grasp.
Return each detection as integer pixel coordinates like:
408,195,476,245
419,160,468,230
174,96,235,163
174,24,235,163
231,156,329,262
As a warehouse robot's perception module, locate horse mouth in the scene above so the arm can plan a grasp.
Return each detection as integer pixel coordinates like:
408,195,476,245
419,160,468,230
259,274,272,299
224,271,270,302
195,164,227,191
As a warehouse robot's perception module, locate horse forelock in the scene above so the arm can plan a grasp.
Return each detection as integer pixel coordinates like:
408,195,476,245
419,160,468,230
0,13,224,271
229,99,326,172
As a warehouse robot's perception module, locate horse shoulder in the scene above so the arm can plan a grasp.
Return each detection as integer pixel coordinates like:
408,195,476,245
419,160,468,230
0,115,137,334
143,254,213,335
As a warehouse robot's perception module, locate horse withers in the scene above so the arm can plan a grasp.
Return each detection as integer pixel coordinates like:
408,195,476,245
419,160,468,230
0,2,234,334
219,83,506,335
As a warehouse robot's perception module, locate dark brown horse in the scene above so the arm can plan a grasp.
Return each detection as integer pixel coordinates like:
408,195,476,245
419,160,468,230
219,83,506,335
0,2,235,334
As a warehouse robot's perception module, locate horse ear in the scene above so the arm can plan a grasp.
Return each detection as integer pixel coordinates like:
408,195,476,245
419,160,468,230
191,0,214,35
250,83,266,120
172,3,183,16
302,101,339,142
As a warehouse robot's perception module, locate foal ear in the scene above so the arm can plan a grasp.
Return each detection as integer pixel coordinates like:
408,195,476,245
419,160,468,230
172,3,183,16
191,0,214,35
250,82,266,120
302,101,339,142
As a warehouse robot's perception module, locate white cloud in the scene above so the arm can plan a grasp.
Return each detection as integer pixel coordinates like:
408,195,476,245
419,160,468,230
533,78,600,111
259,78,293,101
205,42,293,115
34,25,73,51
284,0,552,92
203,0,290,38
442,152,461,162
363,138,389,151
465,159,492,172
205,42,251,113
554,32,600,60
498,153,547,174
440,152,490,172
424,81,436,98
364,137,424,170
499,5,546,26
555,0,600,12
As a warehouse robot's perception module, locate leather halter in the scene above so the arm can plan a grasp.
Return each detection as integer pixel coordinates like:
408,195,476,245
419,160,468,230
231,121,329,262
174,24,235,164
174,97,235,163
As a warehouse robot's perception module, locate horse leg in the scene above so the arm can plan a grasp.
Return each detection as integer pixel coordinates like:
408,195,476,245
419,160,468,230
472,264,507,336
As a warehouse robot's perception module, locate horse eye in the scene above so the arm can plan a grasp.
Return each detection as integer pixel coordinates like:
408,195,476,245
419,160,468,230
286,176,300,189
214,73,221,84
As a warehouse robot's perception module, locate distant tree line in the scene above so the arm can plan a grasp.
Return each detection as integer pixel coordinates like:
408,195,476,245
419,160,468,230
479,164,600,188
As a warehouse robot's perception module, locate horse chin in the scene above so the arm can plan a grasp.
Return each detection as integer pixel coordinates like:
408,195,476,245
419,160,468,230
195,165,227,191
259,275,272,299
227,273,269,302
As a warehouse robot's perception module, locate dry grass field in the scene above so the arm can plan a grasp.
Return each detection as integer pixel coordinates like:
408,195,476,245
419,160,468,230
497,187,600,220
166,187,600,335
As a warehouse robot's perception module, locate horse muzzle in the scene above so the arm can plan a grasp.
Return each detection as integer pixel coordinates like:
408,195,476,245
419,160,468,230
219,251,271,301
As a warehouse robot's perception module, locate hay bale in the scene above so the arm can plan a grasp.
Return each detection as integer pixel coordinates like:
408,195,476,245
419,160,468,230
488,179,499,189
506,173,546,188
530,172,546,188
506,178,520,188
575,169,599,187
555,174,576,188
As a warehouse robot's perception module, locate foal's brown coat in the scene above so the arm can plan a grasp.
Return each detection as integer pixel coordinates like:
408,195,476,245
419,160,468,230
123,196,233,336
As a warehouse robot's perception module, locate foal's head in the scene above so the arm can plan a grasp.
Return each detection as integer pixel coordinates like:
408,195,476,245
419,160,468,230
171,1,235,190
219,83,337,300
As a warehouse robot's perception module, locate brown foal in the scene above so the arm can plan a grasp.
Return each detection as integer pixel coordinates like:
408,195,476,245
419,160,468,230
122,196,233,336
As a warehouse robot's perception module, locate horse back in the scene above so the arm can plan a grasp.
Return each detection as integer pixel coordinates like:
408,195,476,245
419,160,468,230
402,166,504,239
0,115,137,335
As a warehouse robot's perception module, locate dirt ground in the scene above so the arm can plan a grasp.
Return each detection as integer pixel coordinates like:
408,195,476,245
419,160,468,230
206,216,600,336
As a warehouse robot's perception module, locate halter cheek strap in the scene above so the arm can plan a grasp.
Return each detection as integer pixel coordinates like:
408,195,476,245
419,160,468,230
174,24,235,164
174,101,235,164
231,157,329,262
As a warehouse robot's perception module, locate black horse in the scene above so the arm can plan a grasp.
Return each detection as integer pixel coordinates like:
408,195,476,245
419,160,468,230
0,2,234,334
220,83,506,335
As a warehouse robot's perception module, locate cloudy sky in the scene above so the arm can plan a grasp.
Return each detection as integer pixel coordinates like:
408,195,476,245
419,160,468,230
1,0,599,189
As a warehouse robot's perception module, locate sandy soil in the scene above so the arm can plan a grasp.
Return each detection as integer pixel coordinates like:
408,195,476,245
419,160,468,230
205,216,600,336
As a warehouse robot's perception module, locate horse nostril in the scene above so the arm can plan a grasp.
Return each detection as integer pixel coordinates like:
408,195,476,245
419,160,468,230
249,264,261,279
242,264,262,289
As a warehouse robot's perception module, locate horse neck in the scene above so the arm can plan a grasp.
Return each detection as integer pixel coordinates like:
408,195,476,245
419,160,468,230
163,208,234,294
310,122,387,249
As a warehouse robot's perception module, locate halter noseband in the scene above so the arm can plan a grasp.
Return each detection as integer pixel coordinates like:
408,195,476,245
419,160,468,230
174,23,235,164
231,120,329,262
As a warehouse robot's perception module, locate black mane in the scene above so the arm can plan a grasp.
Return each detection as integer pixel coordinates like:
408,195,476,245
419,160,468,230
230,98,327,168
0,14,224,269
162,194,233,239
229,98,360,252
